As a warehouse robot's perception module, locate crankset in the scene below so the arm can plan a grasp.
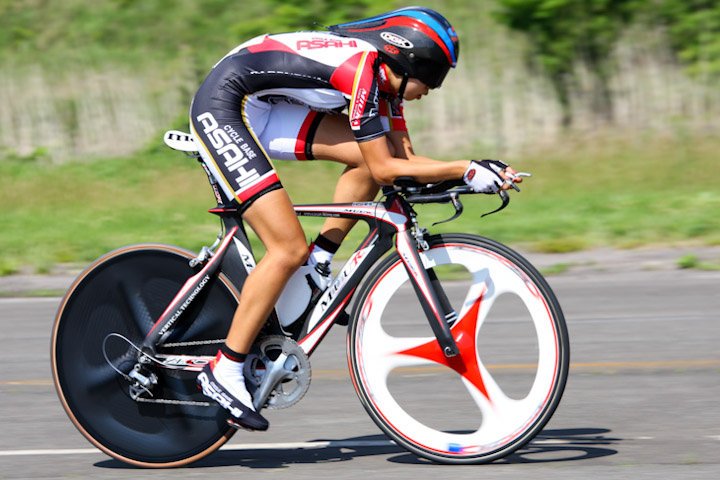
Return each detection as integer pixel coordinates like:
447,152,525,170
244,335,311,410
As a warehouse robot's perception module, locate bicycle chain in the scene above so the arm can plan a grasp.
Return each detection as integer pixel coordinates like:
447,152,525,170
134,397,213,407
159,339,225,348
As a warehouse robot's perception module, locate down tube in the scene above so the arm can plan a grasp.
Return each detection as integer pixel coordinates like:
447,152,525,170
297,215,397,355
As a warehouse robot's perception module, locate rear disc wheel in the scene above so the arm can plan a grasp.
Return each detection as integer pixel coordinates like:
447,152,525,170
51,244,241,467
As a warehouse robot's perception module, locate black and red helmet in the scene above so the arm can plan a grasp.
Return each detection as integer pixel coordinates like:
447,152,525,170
328,6,460,88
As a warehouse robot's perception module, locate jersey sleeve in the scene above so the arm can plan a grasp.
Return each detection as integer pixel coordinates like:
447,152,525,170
330,50,386,143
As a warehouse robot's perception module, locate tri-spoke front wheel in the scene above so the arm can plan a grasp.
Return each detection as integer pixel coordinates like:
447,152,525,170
348,234,569,464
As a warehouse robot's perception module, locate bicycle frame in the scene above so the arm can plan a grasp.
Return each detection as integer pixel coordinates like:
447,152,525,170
53,132,566,467
140,194,460,370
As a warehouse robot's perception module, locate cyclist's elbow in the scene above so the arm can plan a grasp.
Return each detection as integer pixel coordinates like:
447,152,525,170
369,168,396,186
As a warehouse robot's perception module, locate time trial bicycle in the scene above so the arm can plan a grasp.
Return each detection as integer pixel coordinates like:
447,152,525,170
51,130,569,466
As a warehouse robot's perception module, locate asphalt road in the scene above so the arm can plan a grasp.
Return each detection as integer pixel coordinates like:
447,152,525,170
1,261,719,479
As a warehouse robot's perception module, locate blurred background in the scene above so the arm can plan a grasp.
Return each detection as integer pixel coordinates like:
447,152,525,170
1,0,719,274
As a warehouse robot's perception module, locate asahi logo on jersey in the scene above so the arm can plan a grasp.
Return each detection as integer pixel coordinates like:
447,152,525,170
196,112,260,193
380,32,414,49
297,38,358,50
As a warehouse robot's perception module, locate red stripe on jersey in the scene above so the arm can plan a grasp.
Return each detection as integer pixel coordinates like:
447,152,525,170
378,99,407,132
388,100,407,131
391,116,407,131
329,51,377,131
247,36,297,55
329,51,369,94
378,100,389,118
236,173,280,203
295,110,319,160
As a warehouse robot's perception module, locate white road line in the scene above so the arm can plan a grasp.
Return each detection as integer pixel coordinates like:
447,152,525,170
0,440,395,457
532,439,571,445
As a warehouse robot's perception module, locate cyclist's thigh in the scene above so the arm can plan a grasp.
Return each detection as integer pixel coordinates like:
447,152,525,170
312,114,396,167
190,69,281,208
242,188,306,258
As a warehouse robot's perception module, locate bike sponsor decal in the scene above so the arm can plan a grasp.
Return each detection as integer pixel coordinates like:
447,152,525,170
157,355,212,371
447,443,482,454
158,274,211,337
306,238,377,330
297,38,358,50
196,112,261,193
233,238,256,274
380,32,414,49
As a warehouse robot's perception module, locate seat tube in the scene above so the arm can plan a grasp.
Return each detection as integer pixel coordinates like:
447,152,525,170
395,229,460,357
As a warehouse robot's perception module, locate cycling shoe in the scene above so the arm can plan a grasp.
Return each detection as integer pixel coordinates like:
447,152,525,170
197,364,269,431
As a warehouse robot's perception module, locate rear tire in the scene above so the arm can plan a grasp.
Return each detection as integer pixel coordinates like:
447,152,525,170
51,244,240,467
348,234,569,464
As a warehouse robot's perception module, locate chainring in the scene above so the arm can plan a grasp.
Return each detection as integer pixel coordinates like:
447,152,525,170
244,335,311,410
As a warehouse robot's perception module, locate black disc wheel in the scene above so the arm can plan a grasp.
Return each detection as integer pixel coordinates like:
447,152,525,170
51,244,241,467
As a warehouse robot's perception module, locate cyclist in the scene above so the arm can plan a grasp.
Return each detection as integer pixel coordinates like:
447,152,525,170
192,6,522,431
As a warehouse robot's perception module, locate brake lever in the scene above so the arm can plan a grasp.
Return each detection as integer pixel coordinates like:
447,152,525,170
432,192,463,226
481,190,510,217
502,171,532,192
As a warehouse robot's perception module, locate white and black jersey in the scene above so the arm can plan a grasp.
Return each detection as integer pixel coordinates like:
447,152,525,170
190,32,406,208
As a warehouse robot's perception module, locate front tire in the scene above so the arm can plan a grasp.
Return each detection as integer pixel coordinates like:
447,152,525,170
348,234,569,464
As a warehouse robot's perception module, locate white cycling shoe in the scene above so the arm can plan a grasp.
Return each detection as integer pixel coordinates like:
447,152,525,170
197,364,269,431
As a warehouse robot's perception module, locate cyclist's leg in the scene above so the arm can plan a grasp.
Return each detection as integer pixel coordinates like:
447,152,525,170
311,113,388,245
255,104,384,246
190,71,308,428
225,189,307,353
195,190,305,430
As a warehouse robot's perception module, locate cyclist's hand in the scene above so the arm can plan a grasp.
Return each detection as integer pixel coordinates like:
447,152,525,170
463,159,523,193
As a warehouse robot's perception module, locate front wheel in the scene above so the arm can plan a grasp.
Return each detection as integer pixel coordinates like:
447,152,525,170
348,234,569,464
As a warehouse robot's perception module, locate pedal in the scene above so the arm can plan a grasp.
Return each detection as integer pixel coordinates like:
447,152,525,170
226,418,262,432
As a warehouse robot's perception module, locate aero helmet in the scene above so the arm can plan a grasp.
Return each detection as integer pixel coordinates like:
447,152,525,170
328,6,459,89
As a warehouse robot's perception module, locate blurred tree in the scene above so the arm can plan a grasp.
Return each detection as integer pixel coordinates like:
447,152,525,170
496,0,641,127
652,0,720,78
229,0,394,41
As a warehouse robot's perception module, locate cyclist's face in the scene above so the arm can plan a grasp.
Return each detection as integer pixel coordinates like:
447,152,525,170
404,78,431,101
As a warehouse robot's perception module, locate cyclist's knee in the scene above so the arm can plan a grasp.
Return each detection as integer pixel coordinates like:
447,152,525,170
265,239,308,272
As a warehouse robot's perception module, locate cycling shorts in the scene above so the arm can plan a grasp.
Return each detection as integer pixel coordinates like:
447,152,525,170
190,66,326,209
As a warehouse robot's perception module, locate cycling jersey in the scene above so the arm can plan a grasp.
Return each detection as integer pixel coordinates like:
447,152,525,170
190,31,407,209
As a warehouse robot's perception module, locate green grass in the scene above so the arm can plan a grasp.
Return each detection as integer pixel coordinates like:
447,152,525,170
1,132,720,273
676,254,720,271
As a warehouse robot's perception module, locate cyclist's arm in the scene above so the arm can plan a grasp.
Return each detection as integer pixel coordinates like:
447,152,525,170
358,134,469,185
386,130,438,163
377,131,523,190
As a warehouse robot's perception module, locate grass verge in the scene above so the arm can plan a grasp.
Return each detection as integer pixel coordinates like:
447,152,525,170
1,131,719,273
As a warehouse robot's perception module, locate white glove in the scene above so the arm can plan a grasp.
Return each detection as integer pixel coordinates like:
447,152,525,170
463,159,509,193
